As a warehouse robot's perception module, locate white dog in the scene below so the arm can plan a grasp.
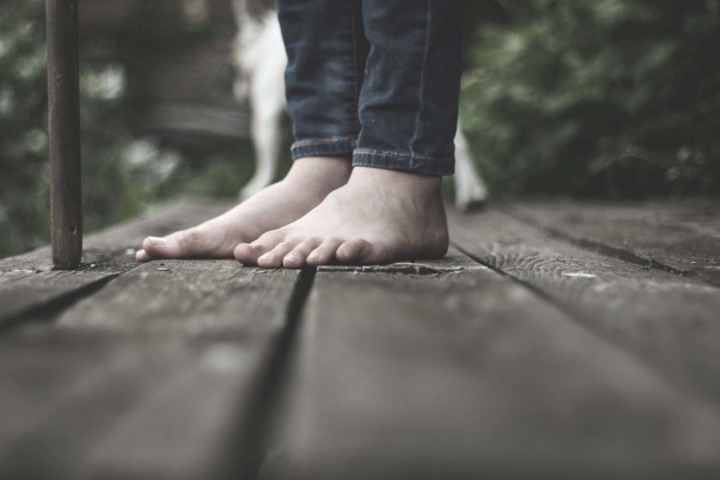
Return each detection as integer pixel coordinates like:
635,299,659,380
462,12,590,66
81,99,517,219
231,0,488,210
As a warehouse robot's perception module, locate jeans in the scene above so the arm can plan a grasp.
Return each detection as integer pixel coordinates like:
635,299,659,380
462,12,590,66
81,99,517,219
278,0,464,176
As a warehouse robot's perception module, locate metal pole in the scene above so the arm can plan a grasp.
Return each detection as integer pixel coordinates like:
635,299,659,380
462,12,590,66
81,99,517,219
46,0,82,269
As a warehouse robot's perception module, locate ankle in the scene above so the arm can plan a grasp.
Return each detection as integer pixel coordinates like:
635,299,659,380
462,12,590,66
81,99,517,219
286,156,352,187
350,167,443,196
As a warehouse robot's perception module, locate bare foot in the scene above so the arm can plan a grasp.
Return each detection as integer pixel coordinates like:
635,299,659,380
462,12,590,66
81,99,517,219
136,157,351,262
233,167,449,268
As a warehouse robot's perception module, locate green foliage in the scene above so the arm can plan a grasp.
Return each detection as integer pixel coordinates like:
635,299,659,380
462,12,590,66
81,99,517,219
3,0,720,257
0,0,154,256
0,0,253,257
462,0,720,196
0,0,50,256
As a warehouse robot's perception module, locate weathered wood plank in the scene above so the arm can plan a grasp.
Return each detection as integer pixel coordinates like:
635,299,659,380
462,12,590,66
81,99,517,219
73,341,267,480
0,267,117,325
449,208,720,404
0,259,303,478
0,330,271,479
0,199,232,325
509,200,720,286
273,253,720,479
57,259,297,336
0,198,232,272
0,197,301,478
0,330,179,477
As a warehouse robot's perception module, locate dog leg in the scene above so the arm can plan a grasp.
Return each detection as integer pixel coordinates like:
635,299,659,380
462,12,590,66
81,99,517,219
453,120,488,211
241,98,285,200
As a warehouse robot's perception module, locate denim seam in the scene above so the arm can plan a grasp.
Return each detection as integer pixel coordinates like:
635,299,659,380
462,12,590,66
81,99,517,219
291,138,358,150
350,0,361,134
354,149,452,163
353,152,454,176
292,139,357,161
409,0,432,160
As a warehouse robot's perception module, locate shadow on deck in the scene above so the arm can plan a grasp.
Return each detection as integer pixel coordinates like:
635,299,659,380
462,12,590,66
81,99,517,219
1,198,720,480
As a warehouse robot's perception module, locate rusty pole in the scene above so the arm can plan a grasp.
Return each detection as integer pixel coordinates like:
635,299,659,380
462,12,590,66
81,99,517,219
46,0,82,269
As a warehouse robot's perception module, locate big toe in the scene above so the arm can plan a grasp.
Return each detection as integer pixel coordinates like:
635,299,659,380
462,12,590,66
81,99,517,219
336,239,372,264
142,228,214,259
135,249,153,262
142,235,181,258
234,242,268,266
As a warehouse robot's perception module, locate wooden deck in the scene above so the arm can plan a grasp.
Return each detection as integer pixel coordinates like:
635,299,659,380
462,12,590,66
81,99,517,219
1,199,720,479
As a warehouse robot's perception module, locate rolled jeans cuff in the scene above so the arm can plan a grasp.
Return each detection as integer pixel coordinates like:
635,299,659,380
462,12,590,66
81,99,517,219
291,138,357,160
353,149,454,176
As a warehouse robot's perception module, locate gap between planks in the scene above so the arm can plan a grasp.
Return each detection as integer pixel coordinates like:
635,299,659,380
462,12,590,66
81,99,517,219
0,261,309,479
448,206,720,407
504,200,720,288
0,199,307,479
269,249,720,480
0,199,235,328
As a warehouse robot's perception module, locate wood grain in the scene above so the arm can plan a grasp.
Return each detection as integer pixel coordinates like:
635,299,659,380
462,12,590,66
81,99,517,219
0,199,287,478
0,267,117,326
0,199,233,326
449,208,720,404
274,253,720,479
5,199,720,478
509,200,720,286
0,262,302,478
57,260,297,337
0,330,268,479
0,199,233,272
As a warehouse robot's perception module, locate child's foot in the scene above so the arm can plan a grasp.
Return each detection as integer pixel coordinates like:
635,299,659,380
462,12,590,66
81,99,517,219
233,167,449,268
136,157,351,262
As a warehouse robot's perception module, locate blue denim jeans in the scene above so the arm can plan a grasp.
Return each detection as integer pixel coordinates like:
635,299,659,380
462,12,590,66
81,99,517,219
278,0,464,176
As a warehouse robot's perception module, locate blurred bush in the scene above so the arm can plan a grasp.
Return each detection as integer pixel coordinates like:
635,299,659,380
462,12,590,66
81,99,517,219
0,0,174,256
0,0,253,258
2,0,720,258
462,0,720,197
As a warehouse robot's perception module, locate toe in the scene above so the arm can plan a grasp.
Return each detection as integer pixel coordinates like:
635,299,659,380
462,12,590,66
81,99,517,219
142,231,188,259
142,235,171,257
234,232,281,266
283,237,322,268
142,227,231,259
336,239,372,264
258,241,296,268
306,237,344,267
234,243,265,266
135,249,153,263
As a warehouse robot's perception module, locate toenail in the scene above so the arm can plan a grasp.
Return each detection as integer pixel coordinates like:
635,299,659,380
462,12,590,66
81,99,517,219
258,254,270,261
285,255,298,264
148,236,166,246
